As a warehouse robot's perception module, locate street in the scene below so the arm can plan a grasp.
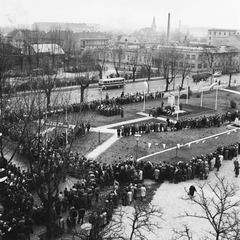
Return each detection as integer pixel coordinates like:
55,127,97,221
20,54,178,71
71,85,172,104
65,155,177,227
50,73,240,104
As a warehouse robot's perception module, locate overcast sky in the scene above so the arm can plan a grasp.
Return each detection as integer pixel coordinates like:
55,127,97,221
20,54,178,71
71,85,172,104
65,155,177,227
1,0,240,31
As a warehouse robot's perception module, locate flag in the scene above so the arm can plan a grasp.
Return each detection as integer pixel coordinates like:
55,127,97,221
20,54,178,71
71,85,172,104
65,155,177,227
163,144,166,149
148,142,152,149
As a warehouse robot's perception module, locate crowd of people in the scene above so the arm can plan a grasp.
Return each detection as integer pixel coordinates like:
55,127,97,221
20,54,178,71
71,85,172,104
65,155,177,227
96,104,124,117
117,110,239,137
0,134,239,239
0,89,239,239
0,140,240,240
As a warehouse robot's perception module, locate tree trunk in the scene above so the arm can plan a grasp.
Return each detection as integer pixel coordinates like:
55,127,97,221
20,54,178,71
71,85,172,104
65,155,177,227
228,73,232,87
147,67,151,81
132,68,136,82
45,199,54,238
19,56,24,71
180,74,185,90
115,67,119,77
80,86,85,103
99,69,103,79
165,78,169,92
46,91,51,110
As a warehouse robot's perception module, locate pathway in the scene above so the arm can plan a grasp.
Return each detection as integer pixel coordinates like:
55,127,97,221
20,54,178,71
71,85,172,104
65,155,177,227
86,110,183,160
220,88,240,95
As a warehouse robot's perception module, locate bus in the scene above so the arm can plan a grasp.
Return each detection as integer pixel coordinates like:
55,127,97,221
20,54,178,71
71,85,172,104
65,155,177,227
98,77,125,90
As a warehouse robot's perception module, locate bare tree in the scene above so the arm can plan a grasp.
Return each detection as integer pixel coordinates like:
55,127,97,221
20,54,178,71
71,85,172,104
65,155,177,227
158,46,180,92
179,175,240,240
127,203,163,240
179,54,191,90
37,66,58,111
112,46,124,77
217,46,240,87
0,35,29,165
172,224,193,240
94,43,108,80
129,49,140,82
75,48,99,103
201,45,218,83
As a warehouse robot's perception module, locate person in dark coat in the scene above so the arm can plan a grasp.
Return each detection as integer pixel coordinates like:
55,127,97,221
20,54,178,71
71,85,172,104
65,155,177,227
234,159,240,177
188,185,197,198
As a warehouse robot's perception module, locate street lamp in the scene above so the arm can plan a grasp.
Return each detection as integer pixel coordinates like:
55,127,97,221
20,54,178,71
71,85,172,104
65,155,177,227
134,134,141,161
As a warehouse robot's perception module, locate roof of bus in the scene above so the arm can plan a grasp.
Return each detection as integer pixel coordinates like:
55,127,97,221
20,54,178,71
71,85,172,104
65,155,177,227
101,77,124,81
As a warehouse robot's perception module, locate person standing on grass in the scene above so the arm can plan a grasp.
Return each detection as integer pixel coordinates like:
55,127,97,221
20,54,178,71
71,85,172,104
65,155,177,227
140,184,146,201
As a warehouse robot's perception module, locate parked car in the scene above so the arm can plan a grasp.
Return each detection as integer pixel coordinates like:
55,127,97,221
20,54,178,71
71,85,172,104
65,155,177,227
213,72,222,77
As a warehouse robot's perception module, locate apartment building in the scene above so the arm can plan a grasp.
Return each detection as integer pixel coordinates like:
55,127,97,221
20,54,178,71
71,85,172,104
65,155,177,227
207,28,240,46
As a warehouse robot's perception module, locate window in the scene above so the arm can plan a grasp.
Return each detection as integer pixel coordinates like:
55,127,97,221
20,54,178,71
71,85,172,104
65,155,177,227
198,63,202,69
209,37,211,40
219,32,221,35
198,55,202,60
186,54,190,59
203,63,208,68
191,63,195,69
192,54,195,60
214,32,216,35
224,32,226,35
209,31,211,34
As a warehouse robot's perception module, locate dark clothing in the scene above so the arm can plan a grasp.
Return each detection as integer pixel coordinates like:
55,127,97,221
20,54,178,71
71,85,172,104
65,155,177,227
188,185,197,197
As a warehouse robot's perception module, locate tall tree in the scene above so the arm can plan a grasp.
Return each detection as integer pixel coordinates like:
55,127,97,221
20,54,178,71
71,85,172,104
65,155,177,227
112,46,124,77
217,46,240,87
202,45,218,84
129,49,140,82
157,46,180,92
0,35,27,166
94,43,108,80
75,48,99,103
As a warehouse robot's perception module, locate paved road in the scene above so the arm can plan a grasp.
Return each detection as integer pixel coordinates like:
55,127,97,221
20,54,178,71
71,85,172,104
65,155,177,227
49,73,240,104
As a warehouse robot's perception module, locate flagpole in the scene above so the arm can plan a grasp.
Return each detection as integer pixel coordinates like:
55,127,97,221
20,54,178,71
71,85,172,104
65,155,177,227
143,91,146,111
177,90,180,120
186,76,189,104
215,85,218,110
66,105,68,146
200,83,203,107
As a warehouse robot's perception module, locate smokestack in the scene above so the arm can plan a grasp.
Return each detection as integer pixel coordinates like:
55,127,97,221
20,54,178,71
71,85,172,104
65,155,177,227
166,13,170,46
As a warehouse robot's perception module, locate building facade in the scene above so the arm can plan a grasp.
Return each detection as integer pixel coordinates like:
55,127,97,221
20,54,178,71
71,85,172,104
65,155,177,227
207,28,240,46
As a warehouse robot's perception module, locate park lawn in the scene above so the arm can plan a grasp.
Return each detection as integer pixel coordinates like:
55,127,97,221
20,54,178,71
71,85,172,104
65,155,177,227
70,132,112,155
96,125,240,164
66,86,240,163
